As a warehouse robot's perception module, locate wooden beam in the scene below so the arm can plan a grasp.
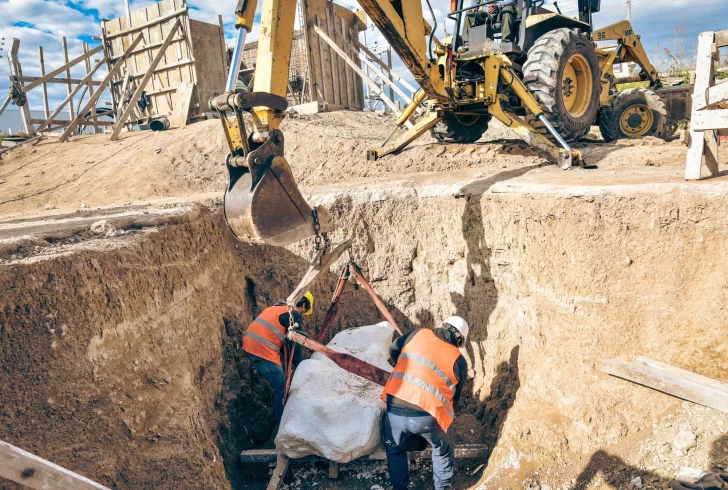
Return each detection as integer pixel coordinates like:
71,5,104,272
36,58,106,132
602,359,728,414
242,444,490,463
8,39,34,134
33,117,114,128
60,33,144,142
105,7,187,40
313,25,402,118
83,43,99,133
328,461,340,479
110,19,182,140
691,109,728,131
108,37,186,61
685,32,717,180
715,29,728,48
61,37,75,121
38,46,50,119
266,453,290,490
17,76,103,86
23,45,103,92
0,439,110,490
693,81,728,111
635,357,728,393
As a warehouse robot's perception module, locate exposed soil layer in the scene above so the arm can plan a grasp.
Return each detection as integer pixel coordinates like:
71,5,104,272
1,112,728,489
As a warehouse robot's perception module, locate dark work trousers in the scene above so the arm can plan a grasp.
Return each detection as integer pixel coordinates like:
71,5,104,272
384,407,455,490
247,353,286,422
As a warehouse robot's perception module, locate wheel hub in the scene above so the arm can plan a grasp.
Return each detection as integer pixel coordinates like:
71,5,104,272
619,103,653,137
561,54,592,118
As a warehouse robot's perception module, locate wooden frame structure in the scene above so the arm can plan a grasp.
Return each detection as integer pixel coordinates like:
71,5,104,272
685,29,728,180
0,37,113,136
100,0,227,132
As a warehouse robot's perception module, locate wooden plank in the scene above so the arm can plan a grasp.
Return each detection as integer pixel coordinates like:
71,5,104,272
313,25,402,117
685,32,716,180
635,357,728,393
61,37,75,121
105,7,187,39
704,129,720,175
60,33,144,142
693,80,728,111
266,453,290,490
315,16,332,104
110,19,182,140
37,47,50,119
602,359,728,414
23,45,103,92
242,444,490,463
691,109,728,131
33,118,114,128
325,2,342,107
302,0,323,103
36,58,106,132
17,76,103,86
83,43,99,133
108,37,186,60
168,81,194,128
0,439,111,490
340,19,354,108
328,461,339,479
8,40,33,134
715,29,728,48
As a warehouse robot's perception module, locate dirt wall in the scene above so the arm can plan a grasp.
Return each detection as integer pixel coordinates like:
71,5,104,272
300,179,728,487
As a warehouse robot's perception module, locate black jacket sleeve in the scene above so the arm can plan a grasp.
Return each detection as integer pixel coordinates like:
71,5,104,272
387,329,419,367
452,355,468,408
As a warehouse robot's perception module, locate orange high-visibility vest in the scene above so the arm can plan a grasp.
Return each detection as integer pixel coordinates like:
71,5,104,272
381,329,460,431
242,305,289,365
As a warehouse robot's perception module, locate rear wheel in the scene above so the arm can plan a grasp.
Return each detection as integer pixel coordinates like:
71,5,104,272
598,88,666,142
430,112,491,144
523,28,601,143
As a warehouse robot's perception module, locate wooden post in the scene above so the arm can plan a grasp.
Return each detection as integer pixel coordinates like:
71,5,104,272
0,439,110,490
83,43,100,133
266,453,290,490
685,32,717,180
61,37,75,121
37,58,106,132
387,46,394,102
60,33,144,142
313,25,404,119
328,461,340,479
110,19,182,141
38,46,50,119
8,39,33,134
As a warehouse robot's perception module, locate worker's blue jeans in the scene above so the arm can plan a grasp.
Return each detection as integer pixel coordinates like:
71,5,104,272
384,407,455,490
247,353,285,422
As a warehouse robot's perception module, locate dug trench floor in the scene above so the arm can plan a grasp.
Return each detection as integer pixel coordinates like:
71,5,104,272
1,112,727,489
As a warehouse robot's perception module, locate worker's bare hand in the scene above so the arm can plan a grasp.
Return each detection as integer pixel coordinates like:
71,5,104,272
487,4,498,13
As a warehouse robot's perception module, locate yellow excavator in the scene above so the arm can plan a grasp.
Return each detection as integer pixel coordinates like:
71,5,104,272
211,0,667,250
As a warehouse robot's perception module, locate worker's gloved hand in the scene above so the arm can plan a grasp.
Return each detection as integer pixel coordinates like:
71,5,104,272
487,3,498,13
671,472,728,490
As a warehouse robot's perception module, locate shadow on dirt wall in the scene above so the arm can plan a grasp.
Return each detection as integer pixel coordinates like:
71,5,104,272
450,166,537,461
572,434,728,489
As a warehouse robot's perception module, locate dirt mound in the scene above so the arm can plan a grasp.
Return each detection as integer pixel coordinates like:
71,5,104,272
0,112,704,222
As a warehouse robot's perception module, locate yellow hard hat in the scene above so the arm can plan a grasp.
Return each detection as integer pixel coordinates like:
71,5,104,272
302,291,314,316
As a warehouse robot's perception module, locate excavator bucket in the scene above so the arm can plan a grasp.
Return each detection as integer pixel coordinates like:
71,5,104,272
223,129,334,247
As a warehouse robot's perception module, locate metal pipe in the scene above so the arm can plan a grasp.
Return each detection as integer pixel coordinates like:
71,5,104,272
149,116,170,131
537,114,571,152
225,28,248,92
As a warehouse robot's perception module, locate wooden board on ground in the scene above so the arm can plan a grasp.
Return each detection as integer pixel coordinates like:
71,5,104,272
266,453,290,490
0,439,110,490
168,81,194,128
242,444,490,463
602,358,728,414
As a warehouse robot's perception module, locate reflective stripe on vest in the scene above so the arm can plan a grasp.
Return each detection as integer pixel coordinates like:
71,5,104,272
242,305,288,365
381,329,461,430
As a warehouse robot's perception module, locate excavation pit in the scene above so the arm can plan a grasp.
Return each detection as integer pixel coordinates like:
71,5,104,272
1,113,727,489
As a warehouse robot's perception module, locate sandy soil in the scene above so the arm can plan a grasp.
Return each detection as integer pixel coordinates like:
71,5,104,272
2,112,728,490
1,112,722,222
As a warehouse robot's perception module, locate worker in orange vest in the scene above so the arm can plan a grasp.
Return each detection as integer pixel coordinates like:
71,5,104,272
381,316,469,490
242,291,315,422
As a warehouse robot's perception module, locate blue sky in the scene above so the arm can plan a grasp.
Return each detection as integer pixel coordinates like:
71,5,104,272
0,0,726,113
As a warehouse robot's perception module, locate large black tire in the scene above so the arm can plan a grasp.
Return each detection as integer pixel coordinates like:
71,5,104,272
523,28,601,143
598,88,667,142
430,112,491,144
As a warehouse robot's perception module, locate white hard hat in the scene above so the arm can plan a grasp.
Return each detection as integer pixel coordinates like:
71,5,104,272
444,316,469,342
